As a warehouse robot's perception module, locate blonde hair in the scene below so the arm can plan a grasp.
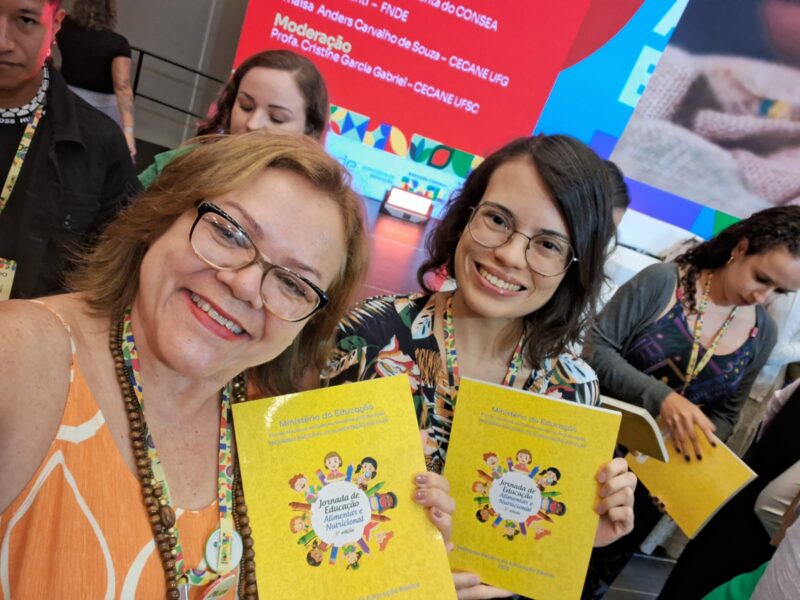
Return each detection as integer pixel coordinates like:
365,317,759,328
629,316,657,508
69,132,368,394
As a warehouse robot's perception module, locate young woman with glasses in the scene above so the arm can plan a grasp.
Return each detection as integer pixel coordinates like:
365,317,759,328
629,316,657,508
0,133,455,598
322,135,638,597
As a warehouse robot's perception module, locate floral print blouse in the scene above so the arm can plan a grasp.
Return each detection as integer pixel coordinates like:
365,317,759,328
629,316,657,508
321,293,599,473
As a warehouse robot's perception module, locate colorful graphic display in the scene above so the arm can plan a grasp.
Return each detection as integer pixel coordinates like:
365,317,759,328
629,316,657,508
235,0,685,217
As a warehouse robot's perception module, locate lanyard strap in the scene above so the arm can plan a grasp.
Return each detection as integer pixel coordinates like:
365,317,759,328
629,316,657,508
120,310,237,585
442,293,525,397
0,105,44,217
681,272,739,393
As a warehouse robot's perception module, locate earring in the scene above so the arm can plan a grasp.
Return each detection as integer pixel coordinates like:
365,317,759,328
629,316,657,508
727,253,734,265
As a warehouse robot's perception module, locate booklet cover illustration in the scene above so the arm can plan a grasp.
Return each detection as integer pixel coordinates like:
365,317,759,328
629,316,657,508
445,378,621,600
233,375,455,598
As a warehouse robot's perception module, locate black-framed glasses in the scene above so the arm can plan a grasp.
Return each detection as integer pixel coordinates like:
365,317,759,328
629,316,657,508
189,201,329,322
466,204,578,277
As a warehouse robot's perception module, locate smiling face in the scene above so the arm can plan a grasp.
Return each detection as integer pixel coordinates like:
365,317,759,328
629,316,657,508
0,0,63,106
452,158,571,323
719,242,800,306
132,167,346,384
325,455,341,470
229,67,307,135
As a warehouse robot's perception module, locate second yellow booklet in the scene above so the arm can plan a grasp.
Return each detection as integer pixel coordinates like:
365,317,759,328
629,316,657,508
444,378,621,600
233,375,455,598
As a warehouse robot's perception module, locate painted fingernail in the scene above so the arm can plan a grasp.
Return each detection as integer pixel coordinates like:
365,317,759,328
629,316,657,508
414,489,427,501
684,454,690,462
696,454,702,461
711,441,718,448
415,474,428,485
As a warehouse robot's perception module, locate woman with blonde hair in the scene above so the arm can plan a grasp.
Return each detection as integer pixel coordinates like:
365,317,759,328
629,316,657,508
0,133,454,598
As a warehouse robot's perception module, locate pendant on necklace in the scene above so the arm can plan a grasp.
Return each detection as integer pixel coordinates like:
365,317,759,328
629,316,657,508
204,528,244,573
198,572,238,599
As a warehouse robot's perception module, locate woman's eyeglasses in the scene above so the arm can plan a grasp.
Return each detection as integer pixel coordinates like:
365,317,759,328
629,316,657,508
466,204,577,277
189,201,329,322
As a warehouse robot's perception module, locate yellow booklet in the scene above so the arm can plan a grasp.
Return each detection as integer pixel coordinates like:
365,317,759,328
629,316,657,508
444,378,621,600
626,427,756,538
600,396,669,462
233,375,456,599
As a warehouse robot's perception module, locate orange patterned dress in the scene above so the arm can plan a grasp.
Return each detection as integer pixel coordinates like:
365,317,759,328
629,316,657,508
0,308,237,599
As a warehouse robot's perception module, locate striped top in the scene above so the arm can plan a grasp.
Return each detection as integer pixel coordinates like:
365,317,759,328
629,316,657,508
0,306,236,599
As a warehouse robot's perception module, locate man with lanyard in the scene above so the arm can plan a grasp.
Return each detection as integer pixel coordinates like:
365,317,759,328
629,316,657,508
0,0,140,300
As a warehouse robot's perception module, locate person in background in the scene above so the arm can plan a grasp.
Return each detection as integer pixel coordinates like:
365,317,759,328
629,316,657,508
0,0,140,300
0,133,454,598
727,290,800,455
322,135,637,598
138,49,328,188
56,0,136,158
583,206,800,594
657,381,800,598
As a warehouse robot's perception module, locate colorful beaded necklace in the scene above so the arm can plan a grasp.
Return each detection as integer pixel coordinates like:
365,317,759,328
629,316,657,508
442,293,525,397
111,309,258,598
680,271,739,394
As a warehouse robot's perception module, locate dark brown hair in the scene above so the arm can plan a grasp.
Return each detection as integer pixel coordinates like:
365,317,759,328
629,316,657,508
417,135,614,367
197,50,329,140
676,206,800,311
69,132,368,395
605,160,630,212
71,0,116,30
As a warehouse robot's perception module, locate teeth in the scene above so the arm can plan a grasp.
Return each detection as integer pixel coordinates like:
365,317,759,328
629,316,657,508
478,267,522,292
190,293,244,334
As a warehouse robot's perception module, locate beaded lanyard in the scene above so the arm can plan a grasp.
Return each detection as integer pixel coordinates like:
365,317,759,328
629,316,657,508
681,272,739,394
442,293,525,397
0,105,44,217
119,309,237,589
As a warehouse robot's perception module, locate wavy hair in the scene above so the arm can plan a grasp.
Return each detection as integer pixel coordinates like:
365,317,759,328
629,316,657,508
676,206,800,312
417,135,614,367
198,50,329,140
71,0,116,30
69,132,368,395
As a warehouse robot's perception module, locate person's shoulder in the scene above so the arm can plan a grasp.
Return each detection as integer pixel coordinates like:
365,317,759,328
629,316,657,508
634,261,678,284
547,350,598,385
0,298,76,398
337,292,431,336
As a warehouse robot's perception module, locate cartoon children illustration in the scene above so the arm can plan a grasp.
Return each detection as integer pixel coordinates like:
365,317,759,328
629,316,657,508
369,491,397,514
354,456,378,489
289,474,319,504
513,449,533,472
483,452,503,479
375,530,394,551
306,540,329,567
324,451,345,480
534,526,551,540
502,521,520,541
542,497,567,516
343,544,363,570
290,513,312,534
535,467,561,491
472,480,489,496
476,504,496,523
